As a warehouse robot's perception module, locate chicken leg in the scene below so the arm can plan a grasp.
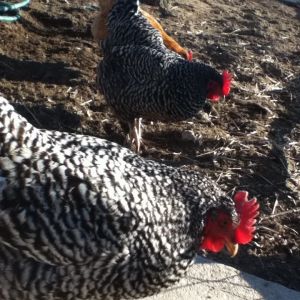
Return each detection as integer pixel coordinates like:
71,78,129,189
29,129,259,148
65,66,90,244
129,118,143,153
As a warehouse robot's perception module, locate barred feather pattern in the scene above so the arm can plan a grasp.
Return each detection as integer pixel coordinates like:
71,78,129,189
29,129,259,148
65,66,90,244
98,0,223,123
0,96,236,300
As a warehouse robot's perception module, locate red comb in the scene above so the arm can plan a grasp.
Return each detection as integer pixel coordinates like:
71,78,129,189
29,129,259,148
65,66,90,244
187,50,193,61
233,191,259,244
222,70,232,96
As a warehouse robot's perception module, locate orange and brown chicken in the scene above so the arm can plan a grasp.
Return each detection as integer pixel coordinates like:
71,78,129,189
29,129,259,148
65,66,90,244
91,0,192,60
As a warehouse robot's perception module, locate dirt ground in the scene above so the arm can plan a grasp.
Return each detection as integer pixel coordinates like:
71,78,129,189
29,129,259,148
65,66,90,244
0,0,299,292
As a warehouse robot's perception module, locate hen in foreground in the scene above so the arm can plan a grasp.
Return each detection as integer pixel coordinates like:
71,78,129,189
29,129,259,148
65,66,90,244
0,96,258,300
98,0,231,152
91,0,192,60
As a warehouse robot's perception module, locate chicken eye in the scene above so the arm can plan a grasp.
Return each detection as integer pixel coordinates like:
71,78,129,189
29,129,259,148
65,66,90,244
219,220,229,227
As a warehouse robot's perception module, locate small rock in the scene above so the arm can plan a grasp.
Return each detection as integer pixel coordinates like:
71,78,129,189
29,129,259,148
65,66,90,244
196,112,211,123
181,130,202,145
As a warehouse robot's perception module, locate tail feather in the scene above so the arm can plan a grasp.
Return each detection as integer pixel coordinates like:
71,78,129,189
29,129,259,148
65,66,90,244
0,96,41,155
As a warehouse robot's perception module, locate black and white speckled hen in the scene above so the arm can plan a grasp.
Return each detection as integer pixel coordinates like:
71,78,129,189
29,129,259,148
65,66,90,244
98,0,232,152
0,96,258,300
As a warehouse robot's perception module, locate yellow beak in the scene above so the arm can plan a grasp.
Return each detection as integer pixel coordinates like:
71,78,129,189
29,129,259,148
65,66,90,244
225,240,239,257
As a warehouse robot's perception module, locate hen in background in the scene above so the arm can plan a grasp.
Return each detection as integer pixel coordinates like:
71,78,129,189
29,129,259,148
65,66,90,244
98,0,231,152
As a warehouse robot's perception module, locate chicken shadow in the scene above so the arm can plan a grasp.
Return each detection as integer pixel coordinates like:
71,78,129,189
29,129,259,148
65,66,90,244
266,76,300,188
0,54,82,85
19,9,93,39
240,73,300,199
12,102,81,132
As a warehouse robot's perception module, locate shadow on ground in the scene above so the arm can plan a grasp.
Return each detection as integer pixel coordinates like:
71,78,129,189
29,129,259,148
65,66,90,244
20,9,93,39
0,54,81,85
12,102,81,132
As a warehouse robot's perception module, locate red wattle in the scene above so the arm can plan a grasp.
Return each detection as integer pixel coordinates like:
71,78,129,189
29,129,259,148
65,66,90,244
201,236,225,253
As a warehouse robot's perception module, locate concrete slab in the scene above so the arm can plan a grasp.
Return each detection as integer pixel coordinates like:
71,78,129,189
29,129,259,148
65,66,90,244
145,257,300,300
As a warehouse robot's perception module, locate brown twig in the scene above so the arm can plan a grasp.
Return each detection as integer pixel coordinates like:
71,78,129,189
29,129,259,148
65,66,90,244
257,225,279,234
271,196,279,215
260,209,300,221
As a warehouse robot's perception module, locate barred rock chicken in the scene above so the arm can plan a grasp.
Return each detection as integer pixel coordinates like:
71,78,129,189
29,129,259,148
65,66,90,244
0,96,259,300
91,0,193,60
98,0,231,152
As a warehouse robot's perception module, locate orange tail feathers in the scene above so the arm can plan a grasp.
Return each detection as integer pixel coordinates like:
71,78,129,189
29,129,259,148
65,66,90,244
141,9,191,60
